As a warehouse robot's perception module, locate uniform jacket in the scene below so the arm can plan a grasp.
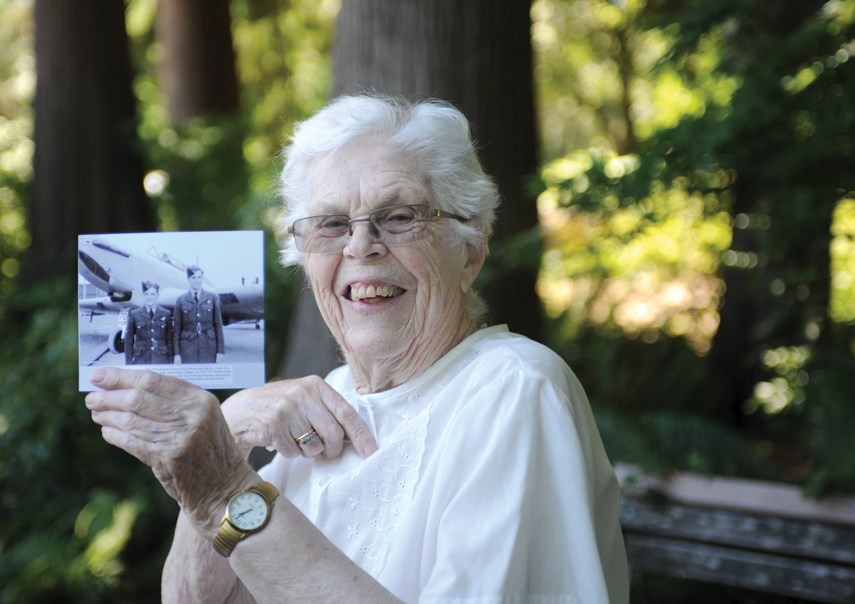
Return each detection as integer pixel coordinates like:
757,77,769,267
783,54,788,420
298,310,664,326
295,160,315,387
124,305,173,365
173,289,225,363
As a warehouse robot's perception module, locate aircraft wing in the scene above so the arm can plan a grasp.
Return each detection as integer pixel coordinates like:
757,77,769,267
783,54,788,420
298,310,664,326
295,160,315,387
79,296,133,314
79,285,263,325
218,284,264,325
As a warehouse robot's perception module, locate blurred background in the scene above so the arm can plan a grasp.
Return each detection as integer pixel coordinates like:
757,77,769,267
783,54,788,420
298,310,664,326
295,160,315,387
1,0,854,601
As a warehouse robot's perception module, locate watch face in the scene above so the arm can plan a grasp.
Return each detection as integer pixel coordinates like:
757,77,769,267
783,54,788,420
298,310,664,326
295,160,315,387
227,491,269,531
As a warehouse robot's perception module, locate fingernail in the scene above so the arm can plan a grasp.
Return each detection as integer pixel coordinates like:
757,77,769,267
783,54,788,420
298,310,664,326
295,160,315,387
362,441,378,458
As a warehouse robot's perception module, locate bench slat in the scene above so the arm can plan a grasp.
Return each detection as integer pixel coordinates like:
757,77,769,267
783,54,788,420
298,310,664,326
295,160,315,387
621,497,855,564
625,533,855,603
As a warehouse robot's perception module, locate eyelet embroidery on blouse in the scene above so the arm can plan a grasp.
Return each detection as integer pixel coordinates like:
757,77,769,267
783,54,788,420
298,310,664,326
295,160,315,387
283,393,433,579
334,402,432,577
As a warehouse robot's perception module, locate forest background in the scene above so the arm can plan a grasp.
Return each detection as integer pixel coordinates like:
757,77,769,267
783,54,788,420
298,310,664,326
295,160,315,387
1,0,854,602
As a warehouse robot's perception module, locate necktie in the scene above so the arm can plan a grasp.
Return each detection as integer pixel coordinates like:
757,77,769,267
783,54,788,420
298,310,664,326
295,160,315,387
149,309,154,319
194,292,198,303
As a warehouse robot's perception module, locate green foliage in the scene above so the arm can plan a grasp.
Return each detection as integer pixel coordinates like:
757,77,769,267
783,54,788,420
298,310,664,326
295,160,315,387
538,161,729,354
831,198,855,322
559,328,774,477
0,2,338,597
125,0,336,372
231,0,337,162
558,328,723,412
640,0,855,493
3,492,141,603
0,271,175,603
1,3,853,604
0,0,33,301
802,350,855,495
536,0,855,494
0,144,29,299
596,407,773,478
140,115,253,231
532,0,739,159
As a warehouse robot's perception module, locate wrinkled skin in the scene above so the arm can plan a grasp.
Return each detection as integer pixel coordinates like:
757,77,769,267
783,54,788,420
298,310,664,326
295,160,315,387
85,138,481,528
85,368,376,534
304,139,485,392
86,368,249,532
221,376,377,460
85,133,486,602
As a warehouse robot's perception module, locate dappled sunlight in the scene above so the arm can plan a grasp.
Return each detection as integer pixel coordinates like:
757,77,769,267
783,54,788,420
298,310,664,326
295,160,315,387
142,169,169,196
630,27,739,139
539,266,722,353
537,159,855,359
533,0,739,157
0,118,33,180
0,2,34,294
748,346,811,415
537,167,730,353
126,0,338,233
781,2,854,96
73,493,140,587
831,198,855,323
231,0,339,171
0,2,853,602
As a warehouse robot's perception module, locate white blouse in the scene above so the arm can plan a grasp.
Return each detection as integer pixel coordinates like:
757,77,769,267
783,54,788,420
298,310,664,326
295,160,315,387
260,325,628,603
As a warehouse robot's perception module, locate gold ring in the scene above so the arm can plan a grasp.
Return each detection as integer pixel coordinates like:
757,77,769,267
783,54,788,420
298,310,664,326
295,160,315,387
295,428,319,447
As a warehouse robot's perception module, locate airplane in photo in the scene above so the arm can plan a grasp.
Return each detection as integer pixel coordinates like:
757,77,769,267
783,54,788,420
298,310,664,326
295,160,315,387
78,236,264,358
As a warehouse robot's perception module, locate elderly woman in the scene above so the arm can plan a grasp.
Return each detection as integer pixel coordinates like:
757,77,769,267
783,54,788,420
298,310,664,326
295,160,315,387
85,95,628,603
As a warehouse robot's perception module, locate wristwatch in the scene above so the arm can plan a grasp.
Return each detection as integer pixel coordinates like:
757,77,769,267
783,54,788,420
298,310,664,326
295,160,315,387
212,481,279,557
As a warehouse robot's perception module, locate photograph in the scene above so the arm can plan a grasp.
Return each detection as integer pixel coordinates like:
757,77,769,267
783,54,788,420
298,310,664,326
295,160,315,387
5,2,854,601
78,230,265,391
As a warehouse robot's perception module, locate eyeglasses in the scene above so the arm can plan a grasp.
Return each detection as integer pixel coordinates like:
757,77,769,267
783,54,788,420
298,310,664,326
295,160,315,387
288,204,468,253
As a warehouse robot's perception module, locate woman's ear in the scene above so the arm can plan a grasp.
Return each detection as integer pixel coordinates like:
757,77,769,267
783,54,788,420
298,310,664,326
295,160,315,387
461,239,487,293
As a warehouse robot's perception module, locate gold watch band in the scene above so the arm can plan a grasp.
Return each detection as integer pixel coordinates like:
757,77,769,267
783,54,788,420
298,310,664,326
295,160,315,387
212,481,279,557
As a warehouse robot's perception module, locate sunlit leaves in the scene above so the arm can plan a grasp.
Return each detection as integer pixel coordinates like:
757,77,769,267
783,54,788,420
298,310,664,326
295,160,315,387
532,0,738,156
538,149,730,352
534,0,855,361
0,1,33,298
831,198,855,323
232,0,339,170
749,345,811,415
532,0,744,354
125,0,338,233
74,493,140,586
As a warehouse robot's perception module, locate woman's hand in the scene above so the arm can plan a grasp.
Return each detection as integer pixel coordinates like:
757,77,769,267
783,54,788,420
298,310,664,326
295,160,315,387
221,376,377,460
85,367,252,533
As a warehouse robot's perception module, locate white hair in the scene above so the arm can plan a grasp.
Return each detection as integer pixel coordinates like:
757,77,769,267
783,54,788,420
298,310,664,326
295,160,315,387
276,94,500,322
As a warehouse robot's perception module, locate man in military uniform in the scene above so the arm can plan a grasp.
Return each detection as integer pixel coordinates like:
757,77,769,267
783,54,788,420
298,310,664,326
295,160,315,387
124,281,173,365
173,265,225,364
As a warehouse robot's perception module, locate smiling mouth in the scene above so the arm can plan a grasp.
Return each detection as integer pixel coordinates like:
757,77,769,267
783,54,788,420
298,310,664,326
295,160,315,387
348,284,405,302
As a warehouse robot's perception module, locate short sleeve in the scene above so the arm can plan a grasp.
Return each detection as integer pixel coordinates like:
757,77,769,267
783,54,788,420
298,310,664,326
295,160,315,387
419,366,628,604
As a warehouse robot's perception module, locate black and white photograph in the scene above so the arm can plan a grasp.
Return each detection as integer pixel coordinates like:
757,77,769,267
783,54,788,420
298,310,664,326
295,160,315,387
78,231,265,391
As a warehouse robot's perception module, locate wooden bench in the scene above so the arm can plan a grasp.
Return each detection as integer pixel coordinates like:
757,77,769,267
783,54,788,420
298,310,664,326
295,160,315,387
616,464,855,602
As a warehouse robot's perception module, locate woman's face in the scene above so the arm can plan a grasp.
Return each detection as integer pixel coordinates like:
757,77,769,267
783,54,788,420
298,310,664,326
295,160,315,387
303,139,481,375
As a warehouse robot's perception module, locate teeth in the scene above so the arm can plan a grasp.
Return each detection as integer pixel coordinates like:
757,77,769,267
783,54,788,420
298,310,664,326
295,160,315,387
351,284,402,301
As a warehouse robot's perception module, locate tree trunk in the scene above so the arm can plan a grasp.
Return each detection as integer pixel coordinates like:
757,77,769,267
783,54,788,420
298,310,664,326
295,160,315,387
280,0,542,378
708,206,763,427
156,0,239,123
28,0,153,277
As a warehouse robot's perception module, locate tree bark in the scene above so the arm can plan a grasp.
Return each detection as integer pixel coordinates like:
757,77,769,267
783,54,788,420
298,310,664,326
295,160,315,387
29,0,153,277
281,0,542,378
156,0,239,123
